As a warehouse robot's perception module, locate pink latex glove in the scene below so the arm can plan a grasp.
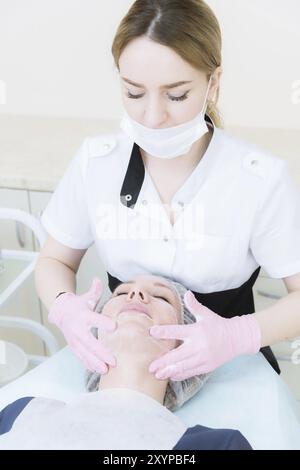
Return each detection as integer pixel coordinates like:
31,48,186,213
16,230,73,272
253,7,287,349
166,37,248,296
48,278,117,374
148,291,262,381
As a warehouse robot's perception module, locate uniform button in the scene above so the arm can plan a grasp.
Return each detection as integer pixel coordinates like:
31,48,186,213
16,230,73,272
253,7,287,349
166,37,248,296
163,236,169,242
177,201,184,210
251,160,259,166
103,143,111,150
125,194,132,202
142,200,148,206
128,208,138,216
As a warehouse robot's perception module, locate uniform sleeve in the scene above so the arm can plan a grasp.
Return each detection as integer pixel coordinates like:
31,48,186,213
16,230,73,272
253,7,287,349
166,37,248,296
250,159,300,278
40,138,94,250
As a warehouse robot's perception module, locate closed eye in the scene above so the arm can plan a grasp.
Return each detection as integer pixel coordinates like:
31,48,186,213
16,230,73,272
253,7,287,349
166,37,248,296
155,296,170,303
126,91,189,102
115,292,169,303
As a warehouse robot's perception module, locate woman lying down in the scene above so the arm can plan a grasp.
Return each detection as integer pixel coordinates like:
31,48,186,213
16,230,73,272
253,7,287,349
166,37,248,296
0,274,252,450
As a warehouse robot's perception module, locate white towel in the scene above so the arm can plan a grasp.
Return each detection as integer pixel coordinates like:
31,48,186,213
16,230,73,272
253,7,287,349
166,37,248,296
0,388,188,450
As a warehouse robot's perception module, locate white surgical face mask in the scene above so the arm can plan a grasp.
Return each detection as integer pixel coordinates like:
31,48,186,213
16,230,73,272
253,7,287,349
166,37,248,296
120,75,213,159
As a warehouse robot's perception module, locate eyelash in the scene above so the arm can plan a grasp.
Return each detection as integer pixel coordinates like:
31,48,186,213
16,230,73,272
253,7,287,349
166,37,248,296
115,292,169,303
126,91,189,102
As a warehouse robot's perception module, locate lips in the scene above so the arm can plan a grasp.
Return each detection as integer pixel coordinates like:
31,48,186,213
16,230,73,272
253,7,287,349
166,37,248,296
119,302,151,318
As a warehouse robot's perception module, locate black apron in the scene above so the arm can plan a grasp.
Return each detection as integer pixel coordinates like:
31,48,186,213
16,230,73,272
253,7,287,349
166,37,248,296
107,267,280,375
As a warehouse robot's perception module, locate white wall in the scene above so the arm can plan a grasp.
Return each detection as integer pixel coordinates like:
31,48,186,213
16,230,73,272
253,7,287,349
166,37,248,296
0,0,299,128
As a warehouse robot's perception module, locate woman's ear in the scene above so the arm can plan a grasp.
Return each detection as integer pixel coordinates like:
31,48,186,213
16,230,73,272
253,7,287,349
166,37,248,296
213,65,223,82
210,66,222,101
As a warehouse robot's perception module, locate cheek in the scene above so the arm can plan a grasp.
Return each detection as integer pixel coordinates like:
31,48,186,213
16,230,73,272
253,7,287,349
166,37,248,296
123,100,144,120
154,303,178,325
101,305,112,317
101,299,123,317
179,103,200,122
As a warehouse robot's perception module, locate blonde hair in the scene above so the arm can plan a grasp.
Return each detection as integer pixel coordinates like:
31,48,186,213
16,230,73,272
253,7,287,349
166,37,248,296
112,0,223,128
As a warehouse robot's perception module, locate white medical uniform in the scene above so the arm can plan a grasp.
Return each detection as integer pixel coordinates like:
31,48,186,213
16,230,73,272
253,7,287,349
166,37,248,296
40,115,300,373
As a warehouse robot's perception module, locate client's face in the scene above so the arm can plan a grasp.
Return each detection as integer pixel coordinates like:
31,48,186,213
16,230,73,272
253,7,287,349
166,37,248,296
99,275,182,359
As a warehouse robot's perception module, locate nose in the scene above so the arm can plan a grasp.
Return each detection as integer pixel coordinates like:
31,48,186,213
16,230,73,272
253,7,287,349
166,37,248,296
127,286,149,303
143,97,168,128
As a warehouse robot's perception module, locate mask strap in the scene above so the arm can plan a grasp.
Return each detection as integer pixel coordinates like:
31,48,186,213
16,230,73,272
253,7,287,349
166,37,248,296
202,74,214,115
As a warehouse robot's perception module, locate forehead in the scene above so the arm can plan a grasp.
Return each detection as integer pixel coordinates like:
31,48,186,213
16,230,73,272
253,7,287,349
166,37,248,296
119,36,198,83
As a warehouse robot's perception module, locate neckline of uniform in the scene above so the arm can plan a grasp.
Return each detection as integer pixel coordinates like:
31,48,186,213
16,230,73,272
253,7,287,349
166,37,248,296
142,114,221,206
119,114,221,210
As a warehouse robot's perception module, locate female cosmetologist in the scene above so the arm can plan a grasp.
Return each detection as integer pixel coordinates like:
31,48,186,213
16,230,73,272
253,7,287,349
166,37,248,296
35,0,300,382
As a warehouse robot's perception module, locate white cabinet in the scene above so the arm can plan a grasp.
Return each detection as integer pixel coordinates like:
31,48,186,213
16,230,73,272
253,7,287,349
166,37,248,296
0,188,44,356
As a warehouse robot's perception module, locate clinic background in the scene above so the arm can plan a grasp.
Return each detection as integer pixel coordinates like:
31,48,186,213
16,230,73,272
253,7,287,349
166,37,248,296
0,1,299,409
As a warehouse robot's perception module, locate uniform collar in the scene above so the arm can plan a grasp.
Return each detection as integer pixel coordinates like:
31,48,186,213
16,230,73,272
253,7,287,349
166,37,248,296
120,114,218,209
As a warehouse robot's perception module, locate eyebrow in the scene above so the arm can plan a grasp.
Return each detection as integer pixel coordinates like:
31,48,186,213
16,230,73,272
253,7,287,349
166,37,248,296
121,77,193,90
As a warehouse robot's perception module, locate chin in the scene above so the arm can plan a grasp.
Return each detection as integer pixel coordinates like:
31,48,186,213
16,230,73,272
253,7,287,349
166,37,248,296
116,322,151,336
117,313,152,324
